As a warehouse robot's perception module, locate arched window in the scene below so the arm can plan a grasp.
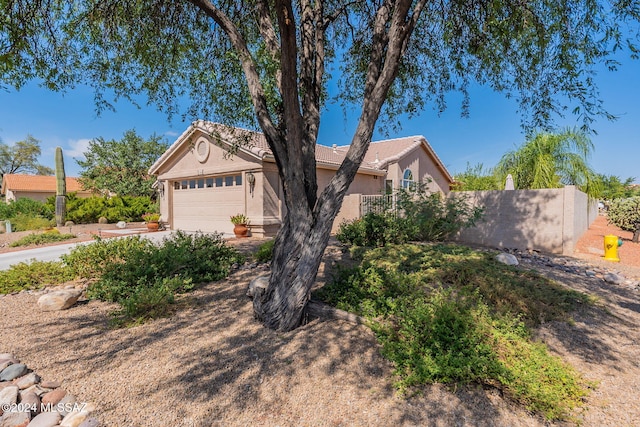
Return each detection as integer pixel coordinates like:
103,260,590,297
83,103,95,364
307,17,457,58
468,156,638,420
402,169,414,189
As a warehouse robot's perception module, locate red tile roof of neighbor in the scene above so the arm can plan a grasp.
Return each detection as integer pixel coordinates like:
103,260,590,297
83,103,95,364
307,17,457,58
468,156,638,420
1,174,88,194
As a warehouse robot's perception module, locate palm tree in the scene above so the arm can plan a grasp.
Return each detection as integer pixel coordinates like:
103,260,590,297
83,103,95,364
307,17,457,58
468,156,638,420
495,128,601,197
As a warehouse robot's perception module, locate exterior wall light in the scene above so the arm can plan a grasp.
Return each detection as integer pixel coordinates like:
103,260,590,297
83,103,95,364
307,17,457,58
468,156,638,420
246,171,256,195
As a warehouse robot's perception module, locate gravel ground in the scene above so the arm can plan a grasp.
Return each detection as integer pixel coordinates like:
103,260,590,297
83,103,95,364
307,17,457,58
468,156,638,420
1,218,639,426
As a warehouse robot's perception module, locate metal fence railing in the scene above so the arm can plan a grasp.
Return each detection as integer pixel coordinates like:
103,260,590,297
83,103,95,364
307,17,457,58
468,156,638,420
360,194,397,216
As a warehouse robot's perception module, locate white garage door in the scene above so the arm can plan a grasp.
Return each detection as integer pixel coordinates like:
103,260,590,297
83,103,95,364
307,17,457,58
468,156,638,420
172,174,244,234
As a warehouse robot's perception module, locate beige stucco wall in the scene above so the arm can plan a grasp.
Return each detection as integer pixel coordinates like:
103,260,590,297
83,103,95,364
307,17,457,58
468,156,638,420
387,146,450,194
451,186,597,255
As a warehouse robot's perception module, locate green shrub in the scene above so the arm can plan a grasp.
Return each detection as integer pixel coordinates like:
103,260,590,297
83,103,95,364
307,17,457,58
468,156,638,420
316,243,591,421
0,260,75,294
10,214,56,231
336,186,483,247
10,230,76,247
607,196,640,242
46,194,156,223
0,198,53,220
62,235,155,279
65,231,244,324
255,239,275,263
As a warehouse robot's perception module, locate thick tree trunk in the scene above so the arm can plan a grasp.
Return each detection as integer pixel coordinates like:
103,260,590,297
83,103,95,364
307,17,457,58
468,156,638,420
633,225,639,244
253,207,333,331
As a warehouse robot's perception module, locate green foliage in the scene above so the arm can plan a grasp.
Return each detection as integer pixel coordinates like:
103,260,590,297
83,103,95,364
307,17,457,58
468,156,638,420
255,239,275,263
0,260,74,294
10,214,55,231
336,187,483,247
316,244,592,420
63,231,244,324
596,175,640,201
46,194,156,223
607,197,640,241
495,129,601,197
9,230,75,247
76,130,169,197
452,163,501,191
0,197,53,221
0,135,54,176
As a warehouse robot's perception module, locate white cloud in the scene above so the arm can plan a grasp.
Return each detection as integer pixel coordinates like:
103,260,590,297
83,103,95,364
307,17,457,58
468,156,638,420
66,138,92,159
164,130,179,137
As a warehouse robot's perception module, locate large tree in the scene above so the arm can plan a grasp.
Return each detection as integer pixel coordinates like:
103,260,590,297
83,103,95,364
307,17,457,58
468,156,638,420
494,129,601,197
0,135,54,178
77,130,169,197
2,1,639,330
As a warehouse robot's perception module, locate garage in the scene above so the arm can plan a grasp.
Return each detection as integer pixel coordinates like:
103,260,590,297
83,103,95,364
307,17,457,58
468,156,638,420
171,174,244,234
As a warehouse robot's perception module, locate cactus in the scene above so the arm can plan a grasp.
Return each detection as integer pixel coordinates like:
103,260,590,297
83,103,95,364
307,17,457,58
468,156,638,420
55,146,66,227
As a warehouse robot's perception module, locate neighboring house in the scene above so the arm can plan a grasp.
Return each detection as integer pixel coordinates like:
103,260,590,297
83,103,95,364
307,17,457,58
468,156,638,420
149,121,453,237
1,174,93,203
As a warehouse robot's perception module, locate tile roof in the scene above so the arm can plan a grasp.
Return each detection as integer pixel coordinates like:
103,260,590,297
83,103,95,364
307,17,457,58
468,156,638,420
150,121,452,182
2,174,88,194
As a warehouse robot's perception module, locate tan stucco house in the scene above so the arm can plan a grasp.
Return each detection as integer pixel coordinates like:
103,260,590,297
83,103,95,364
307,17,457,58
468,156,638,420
1,174,93,203
149,121,453,237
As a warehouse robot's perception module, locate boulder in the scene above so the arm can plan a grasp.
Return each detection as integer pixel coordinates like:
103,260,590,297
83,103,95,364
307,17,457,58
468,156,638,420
603,272,625,285
247,275,269,298
0,385,19,415
0,410,30,427
14,373,40,390
495,253,519,266
37,290,82,311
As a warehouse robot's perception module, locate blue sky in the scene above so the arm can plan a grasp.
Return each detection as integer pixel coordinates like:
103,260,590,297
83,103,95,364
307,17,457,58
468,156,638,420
1,57,638,183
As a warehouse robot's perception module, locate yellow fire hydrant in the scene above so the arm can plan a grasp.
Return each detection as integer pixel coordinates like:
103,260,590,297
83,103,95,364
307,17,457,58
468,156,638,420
603,234,620,262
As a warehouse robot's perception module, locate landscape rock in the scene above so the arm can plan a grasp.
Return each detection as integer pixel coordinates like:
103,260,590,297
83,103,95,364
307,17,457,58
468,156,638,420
0,410,30,427
13,373,40,390
41,388,66,406
603,272,625,285
97,217,108,224
495,253,519,266
116,221,126,229
55,394,77,417
38,381,59,390
0,361,13,372
0,365,28,382
37,290,82,311
60,403,96,427
247,275,269,298
26,411,61,427
20,391,41,415
0,386,19,416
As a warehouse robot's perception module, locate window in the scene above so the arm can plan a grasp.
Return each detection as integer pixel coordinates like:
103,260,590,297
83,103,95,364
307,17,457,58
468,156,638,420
174,182,180,190
225,176,234,186
206,178,214,188
235,175,242,185
197,179,204,189
402,169,415,190
215,177,223,187
385,180,394,194
181,180,188,190
189,180,196,189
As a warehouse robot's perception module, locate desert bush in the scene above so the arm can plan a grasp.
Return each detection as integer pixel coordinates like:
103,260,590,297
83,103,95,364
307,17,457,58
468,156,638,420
0,197,53,220
315,243,592,420
64,231,244,324
10,230,76,247
46,194,156,223
608,196,640,242
0,260,75,294
255,239,275,263
9,213,55,231
337,186,482,247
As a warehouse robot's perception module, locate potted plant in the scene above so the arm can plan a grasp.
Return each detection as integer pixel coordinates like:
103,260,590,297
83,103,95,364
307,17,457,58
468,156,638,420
142,212,161,231
230,213,250,238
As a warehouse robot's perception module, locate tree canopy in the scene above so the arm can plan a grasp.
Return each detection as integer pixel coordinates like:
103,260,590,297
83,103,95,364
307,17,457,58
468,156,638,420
2,1,639,330
77,130,169,197
494,129,601,197
0,135,54,177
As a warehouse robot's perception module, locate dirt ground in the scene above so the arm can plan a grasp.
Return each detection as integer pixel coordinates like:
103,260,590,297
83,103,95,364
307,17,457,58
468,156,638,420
1,216,640,426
